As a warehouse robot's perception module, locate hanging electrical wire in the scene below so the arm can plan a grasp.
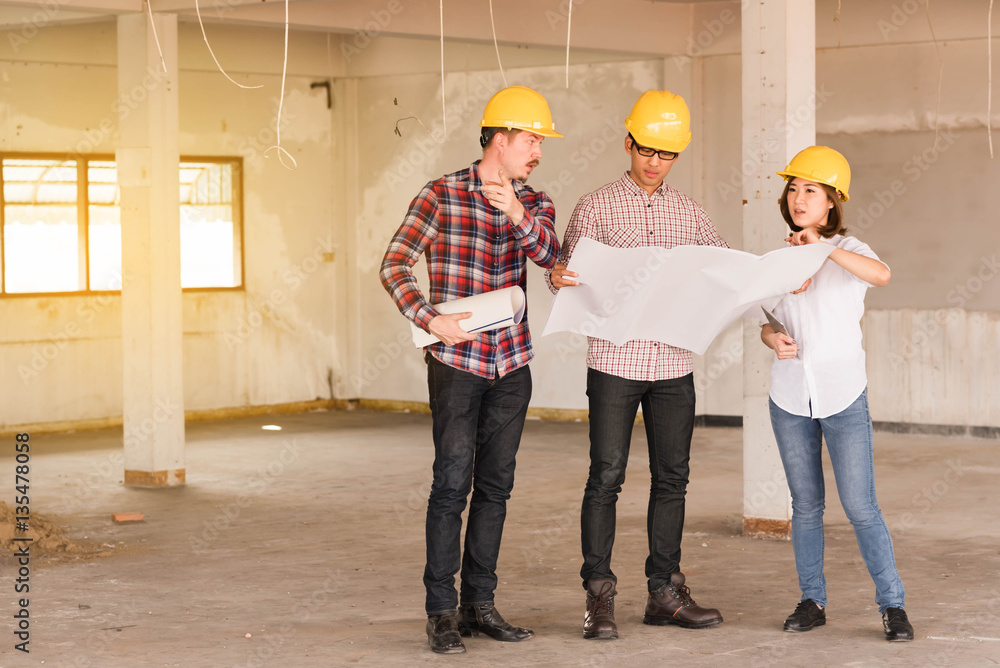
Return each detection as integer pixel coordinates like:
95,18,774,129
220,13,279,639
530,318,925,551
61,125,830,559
439,0,447,138
989,0,995,158
263,0,297,169
488,0,508,87
195,0,263,89
924,0,943,147
565,0,573,87
393,98,444,144
833,0,842,48
146,0,168,73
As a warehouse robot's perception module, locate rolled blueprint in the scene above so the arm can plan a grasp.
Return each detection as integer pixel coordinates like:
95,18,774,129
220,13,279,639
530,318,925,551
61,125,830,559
411,286,526,348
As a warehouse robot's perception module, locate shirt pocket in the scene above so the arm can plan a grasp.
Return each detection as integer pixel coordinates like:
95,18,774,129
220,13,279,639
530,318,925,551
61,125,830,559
605,225,645,248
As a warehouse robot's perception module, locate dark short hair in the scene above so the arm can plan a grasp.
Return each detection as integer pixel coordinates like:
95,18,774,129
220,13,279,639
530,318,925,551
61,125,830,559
480,127,522,150
779,179,847,238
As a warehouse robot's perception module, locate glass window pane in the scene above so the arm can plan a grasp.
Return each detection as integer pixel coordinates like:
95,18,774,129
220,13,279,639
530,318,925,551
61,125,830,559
3,158,80,293
179,161,238,288
89,206,122,291
87,161,121,290
4,206,80,293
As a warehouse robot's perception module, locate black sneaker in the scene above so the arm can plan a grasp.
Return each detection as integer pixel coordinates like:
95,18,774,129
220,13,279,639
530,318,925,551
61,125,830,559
783,599,826,632
883,607,914,642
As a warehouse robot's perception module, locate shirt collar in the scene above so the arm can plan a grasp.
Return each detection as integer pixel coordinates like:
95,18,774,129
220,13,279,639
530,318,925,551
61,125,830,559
620,171,669,198
470,159,526,195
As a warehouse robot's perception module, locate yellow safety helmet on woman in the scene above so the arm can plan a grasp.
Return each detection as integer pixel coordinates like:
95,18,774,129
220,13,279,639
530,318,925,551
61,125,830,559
480,86,563,138
777,146,852,202
624,90,692,153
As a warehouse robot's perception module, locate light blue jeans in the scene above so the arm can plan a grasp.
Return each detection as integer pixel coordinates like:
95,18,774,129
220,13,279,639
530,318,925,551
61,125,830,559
769,389,905,613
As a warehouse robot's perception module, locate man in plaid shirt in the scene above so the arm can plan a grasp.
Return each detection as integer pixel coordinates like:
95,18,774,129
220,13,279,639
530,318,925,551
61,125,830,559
546,91,729,640
380,86,561,655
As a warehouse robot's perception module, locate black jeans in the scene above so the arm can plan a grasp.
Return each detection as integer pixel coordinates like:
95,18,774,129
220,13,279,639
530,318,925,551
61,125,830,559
580,369,696,592
423,356,531,615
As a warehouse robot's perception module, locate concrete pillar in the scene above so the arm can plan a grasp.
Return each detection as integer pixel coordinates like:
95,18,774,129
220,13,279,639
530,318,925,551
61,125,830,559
741,0,816,537
117,13,185,487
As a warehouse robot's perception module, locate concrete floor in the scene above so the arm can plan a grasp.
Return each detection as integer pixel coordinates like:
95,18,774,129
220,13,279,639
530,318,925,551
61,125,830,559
2,409,998,667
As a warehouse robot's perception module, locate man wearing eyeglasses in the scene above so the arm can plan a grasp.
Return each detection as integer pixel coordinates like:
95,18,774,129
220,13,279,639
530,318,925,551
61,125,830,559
545,90,729,640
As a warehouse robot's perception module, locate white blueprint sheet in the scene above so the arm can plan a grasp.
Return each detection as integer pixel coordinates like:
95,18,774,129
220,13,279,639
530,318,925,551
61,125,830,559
541,238,835,355
411,286,526,348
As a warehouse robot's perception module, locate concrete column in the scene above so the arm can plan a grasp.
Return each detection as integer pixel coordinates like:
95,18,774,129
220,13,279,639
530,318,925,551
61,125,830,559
117,13,185,487
741,0,816,537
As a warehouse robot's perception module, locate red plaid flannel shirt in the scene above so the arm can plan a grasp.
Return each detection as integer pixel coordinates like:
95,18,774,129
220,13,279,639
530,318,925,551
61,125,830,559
380,161,558,379
546,173,729,381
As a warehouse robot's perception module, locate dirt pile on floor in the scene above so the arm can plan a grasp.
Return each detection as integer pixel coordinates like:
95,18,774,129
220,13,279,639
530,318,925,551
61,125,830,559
0,501,102,558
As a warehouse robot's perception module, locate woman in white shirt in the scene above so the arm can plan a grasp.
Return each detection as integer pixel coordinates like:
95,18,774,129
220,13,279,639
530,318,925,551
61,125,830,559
760,146,913,642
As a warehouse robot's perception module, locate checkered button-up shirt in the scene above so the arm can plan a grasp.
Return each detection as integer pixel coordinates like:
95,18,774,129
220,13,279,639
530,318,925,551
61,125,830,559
546,173,729,381
380,160,559,379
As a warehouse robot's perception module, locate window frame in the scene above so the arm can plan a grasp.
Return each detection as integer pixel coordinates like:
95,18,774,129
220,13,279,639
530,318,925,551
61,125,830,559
0,151,246,298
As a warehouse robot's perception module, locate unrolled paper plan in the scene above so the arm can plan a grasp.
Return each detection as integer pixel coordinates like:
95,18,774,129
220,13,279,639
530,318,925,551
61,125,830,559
411,286,526,348
541,238,835,355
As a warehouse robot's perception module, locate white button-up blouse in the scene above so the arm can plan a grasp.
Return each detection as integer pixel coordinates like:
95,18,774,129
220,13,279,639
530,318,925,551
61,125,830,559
769,234,888,419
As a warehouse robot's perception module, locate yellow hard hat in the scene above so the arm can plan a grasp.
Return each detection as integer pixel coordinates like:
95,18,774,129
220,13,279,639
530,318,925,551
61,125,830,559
777,146,852,201
480,86,563,138
624,90,692,153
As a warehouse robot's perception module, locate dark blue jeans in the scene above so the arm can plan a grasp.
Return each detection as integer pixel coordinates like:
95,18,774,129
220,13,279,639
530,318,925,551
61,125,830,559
581,369,696,592
424,356,531,615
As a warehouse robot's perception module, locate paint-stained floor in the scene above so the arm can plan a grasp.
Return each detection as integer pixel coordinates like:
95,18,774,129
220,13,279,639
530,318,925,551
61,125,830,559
1,409,997,667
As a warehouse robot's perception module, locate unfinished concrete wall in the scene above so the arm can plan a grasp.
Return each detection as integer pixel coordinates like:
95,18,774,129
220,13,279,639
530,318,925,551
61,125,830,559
2,0,997,433
689,0,1000,429
0,22,341,428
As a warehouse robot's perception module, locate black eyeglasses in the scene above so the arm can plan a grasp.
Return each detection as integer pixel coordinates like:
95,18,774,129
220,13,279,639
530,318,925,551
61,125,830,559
629,136,678,161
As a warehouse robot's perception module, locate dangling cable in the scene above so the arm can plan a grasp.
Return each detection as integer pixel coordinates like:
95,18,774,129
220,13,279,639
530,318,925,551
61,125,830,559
196,0,262,88
263,0,297,169
440,0,448,138
924,0,943,147
989,0,995,158
565,0,573,87
834,0,842,48
146,0,168,73
488,0,508,87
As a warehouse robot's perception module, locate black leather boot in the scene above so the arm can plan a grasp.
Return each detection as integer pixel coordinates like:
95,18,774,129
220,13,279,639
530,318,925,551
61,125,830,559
426,613,466,654
458,604,533,642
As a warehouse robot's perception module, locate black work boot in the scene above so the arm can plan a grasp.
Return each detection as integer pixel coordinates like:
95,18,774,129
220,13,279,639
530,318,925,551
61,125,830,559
426,613,466,654
783,599,826,632
883,607,914,642
643,572,723,629
458,603,533,642
583,578,618,639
